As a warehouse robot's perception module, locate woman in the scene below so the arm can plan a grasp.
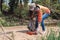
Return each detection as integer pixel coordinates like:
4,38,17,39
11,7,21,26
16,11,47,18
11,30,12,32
35,4,50,34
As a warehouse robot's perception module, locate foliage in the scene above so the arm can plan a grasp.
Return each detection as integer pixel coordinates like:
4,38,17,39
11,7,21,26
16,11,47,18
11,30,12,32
0,10,2,16
36,0,60,19
0,16,21,27
58,32,60,40
37,30,60,40
2,0,60,19
57,21,60,27
47,31,60,40
8,0,19,15
47,31,57,40
14,0,29,19
0,0,60,26
2,3,9,10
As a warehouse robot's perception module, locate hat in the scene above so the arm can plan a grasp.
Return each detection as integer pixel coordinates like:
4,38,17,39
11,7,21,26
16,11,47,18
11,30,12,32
28,3,36,8
28,3,36,11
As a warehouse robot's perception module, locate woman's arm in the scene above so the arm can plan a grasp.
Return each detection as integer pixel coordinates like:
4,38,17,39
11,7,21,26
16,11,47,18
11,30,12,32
40,5,50,13
37,4,50,13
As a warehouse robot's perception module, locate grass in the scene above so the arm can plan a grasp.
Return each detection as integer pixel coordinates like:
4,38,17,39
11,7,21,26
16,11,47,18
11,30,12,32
37,29,60,40
0,16,20,27
57,22,60,27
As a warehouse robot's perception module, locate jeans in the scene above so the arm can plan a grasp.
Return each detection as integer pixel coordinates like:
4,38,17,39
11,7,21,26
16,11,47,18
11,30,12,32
35,13,50,31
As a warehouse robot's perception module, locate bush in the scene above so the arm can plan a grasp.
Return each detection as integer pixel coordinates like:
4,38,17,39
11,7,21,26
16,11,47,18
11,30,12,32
57,21,60,27
36,30,60,40
47,31,57,40
0,16,20,27
0,10,3,16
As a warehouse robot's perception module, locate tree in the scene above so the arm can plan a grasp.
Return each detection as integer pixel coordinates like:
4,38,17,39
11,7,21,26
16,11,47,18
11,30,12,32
34,0,60,19
8,0,19,15
0,0,3,11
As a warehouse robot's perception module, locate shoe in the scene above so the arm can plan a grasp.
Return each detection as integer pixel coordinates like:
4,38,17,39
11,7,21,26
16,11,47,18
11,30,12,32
41,31,46,35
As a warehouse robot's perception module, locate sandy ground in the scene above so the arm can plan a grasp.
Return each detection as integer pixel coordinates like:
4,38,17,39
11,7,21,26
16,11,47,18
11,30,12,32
0,25,60,40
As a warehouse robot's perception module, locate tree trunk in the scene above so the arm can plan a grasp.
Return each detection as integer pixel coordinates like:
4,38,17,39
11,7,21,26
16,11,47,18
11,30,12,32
0,0,3,11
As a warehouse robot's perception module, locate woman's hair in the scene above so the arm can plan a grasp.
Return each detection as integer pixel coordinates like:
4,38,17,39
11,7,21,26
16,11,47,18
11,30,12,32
36,6,40,9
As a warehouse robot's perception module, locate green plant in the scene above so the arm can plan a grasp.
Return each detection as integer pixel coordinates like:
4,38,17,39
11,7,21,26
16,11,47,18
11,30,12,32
57,21,60,27
2,3,9,10
47,31,56,40
42,30,60,40
0,11,2,16
58,32,60,40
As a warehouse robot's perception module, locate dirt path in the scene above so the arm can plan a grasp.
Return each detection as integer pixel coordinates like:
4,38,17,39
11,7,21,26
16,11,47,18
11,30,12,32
0,26,60,40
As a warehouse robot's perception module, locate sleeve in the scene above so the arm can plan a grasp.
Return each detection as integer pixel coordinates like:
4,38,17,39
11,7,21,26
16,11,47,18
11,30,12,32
37,10,42,22
40,5,51,13
45,8,50,13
